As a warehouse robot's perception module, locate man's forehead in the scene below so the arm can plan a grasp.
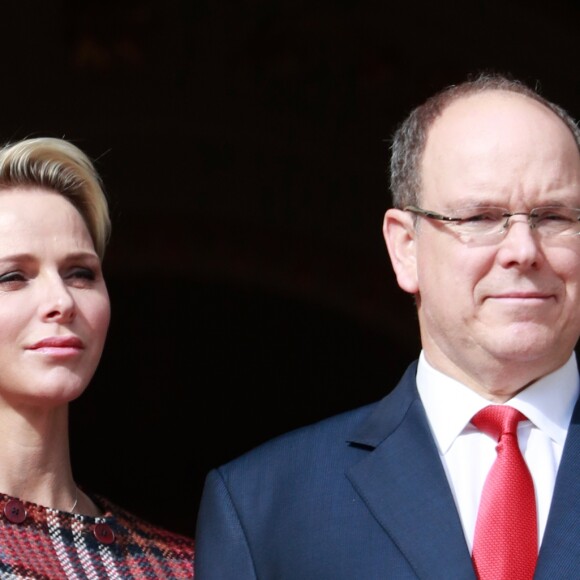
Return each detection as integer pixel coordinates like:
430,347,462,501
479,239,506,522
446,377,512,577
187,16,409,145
431,90,561,133
421,90,579,166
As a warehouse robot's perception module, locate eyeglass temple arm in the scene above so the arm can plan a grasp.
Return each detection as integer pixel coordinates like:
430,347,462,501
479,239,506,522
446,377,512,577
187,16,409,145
404,206,462,222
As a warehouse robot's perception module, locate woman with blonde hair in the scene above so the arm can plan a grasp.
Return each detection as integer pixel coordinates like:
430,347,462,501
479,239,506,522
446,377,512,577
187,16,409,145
0,136,194,578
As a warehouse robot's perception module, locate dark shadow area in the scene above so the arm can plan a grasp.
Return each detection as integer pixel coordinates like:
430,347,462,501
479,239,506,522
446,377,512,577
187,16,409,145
70,277,419,537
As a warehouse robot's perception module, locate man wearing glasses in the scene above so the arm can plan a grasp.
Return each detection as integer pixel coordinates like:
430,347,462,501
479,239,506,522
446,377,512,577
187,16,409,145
196,74,580,579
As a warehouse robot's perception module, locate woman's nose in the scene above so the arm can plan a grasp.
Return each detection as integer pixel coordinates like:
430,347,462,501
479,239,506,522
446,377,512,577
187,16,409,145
40,279,76,322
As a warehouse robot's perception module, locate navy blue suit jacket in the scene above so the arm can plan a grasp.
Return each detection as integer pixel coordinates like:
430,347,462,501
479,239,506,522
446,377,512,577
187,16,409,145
195,361,580,579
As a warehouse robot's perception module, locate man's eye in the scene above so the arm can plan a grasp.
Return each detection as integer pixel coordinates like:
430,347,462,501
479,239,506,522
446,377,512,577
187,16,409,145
536,211,571,222
461,211,502,223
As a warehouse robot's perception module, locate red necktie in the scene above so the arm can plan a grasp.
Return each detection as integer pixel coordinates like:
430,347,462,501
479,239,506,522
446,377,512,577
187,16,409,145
471,405,538,580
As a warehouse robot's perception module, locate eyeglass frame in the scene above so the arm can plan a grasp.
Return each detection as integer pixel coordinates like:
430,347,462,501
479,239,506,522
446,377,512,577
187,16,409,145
403,205,580,238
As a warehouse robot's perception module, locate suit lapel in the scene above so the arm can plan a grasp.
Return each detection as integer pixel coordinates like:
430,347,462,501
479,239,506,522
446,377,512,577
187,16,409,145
346,364,476,580
535,395,580,578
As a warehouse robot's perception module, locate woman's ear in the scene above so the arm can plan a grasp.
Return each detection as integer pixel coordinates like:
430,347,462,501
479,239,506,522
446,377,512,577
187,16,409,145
383,208,419,294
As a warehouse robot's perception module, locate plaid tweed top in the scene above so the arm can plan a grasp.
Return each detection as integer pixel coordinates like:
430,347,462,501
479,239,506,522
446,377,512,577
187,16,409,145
0,492,194,579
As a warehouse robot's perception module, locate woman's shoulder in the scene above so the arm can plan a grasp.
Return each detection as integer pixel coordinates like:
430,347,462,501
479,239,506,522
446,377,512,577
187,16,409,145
96,494,194,547
94,494,195,575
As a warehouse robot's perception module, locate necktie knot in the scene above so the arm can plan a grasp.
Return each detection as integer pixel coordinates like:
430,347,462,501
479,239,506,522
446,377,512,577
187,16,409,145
472,405,527,441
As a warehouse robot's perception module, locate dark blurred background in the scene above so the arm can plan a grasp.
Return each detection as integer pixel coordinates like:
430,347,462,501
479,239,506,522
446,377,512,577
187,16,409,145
4,0,577,538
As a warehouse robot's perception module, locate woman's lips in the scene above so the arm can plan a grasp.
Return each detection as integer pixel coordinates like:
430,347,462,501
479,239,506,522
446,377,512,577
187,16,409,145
27,336,85,356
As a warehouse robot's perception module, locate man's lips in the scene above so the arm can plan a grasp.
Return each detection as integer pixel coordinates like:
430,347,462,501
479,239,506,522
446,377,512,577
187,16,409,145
484,292,555,304
488,293,552,298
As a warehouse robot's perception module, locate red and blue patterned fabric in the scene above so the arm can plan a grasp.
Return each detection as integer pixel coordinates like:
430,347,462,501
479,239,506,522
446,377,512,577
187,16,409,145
0,492,194,579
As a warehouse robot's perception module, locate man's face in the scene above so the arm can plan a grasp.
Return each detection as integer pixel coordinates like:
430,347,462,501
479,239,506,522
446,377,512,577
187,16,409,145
392,91,580,395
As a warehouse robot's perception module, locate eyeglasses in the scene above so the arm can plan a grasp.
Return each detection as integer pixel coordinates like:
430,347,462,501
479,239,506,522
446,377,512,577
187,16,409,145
404,205,580,240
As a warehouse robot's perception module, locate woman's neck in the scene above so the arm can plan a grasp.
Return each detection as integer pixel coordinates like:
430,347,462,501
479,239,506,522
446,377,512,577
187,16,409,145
0,402,76,511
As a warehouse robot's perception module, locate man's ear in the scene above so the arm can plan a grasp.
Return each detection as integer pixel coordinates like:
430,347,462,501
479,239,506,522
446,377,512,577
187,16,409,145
383,208,419,294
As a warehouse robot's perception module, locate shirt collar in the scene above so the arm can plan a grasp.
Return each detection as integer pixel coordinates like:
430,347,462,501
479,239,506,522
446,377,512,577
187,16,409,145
416,351,579,455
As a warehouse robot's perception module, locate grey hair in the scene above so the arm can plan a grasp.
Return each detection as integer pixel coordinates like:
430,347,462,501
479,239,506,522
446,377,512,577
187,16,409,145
389,73,580,209
0,137,110,259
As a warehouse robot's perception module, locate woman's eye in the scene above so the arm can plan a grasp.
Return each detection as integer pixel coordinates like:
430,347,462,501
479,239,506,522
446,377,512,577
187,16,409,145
0,272,27,289
0,272,25,283
70,268,96,280
66,268,97,287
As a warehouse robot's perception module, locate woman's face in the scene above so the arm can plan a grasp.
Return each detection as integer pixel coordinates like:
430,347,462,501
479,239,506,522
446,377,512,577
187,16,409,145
0,188,110,408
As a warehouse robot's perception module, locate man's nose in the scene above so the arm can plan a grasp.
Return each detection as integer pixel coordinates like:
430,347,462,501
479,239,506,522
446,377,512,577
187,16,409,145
497,213,541,267
502,212,534,233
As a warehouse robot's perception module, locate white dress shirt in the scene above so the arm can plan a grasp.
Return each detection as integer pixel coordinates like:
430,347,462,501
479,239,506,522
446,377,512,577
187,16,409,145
416,350,579,552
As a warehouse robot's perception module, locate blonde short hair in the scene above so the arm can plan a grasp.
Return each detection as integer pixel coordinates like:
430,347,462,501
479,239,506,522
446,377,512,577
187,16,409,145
0,137,111,259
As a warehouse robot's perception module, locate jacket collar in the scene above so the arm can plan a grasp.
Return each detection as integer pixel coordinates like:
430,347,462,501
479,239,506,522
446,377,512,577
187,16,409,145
345,361,476,579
